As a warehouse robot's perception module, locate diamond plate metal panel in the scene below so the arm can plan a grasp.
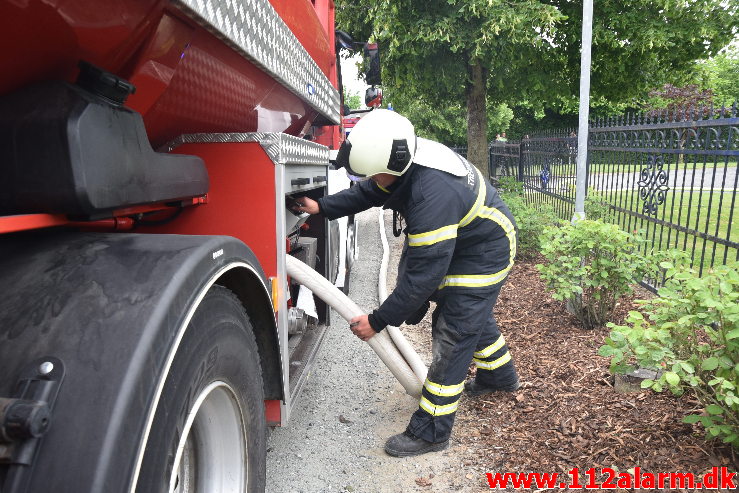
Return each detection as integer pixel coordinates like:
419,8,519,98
164,132,330,166
173,0,340,124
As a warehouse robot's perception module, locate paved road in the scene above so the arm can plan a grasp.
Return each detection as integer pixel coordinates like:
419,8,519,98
523,165,737,194
590,165,737,193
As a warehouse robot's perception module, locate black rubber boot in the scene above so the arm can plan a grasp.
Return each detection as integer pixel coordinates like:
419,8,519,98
384,430,449,457
463,377,521,396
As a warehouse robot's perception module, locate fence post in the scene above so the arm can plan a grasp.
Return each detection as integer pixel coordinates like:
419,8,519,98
518,141,524,182
488,145,493,181
573,0,593,223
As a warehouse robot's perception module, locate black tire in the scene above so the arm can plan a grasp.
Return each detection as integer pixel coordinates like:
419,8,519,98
135,285,266,493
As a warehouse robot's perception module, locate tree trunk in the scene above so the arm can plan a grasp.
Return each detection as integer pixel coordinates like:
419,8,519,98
466,59,488,174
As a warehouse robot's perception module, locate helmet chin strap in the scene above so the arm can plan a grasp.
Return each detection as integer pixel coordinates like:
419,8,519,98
371,173,399,189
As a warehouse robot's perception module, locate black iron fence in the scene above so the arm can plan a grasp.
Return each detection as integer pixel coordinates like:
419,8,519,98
484,105,739,288
489,142,523,179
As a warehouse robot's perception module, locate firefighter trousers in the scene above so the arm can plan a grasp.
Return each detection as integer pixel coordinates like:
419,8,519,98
407,281,518,443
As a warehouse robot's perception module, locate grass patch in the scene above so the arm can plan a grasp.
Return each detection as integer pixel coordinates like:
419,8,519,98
525,188,738,275
598,189,738,273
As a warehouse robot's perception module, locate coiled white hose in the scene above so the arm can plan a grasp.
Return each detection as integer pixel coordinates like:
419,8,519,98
377,209,429,382
285,255,423,397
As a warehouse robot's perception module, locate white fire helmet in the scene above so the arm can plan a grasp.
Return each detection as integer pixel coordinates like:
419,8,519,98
336,109,470,178
336,109,416,177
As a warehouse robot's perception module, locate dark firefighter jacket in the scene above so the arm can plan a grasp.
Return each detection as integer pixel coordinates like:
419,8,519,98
318,157,516,332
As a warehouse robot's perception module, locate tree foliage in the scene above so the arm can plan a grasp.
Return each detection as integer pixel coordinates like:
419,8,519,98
547,0,738,107
698,44,739,107
343,89,362,110
643,84,715,118
337,0,563,169
338,1,563,101
386,88,513,146
506,106,578,140
336,0,739,165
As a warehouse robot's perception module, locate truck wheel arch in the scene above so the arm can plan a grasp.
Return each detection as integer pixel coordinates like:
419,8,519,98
215,265,282,400
0,232,281,493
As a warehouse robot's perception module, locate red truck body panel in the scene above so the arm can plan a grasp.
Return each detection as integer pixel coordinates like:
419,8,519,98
143,141,279,280
0,0,346,429
1,0,338,148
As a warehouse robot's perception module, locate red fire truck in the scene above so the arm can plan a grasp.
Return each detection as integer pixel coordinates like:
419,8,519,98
0,1,373,491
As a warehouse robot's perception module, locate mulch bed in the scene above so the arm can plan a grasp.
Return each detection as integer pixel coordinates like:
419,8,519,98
455,253,737,482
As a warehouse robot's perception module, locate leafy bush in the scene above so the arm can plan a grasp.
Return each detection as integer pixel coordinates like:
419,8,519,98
600,259,739,447
496,176,524,196
496,177,556,259
537,219,655,329
584,188,614,222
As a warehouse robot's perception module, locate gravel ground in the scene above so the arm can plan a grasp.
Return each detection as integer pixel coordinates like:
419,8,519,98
266,209,482,493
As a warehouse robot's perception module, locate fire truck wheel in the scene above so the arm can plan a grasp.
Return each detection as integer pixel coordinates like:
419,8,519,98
135,285,266,493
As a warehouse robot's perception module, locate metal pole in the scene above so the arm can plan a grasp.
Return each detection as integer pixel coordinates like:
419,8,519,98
573,0,593,222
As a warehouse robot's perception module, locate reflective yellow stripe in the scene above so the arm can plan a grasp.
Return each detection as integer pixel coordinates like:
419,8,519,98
459,168,486,227
376,183,391,193
474,351,511,370
477,205,517,263
408,224,458,247
474,335,506,359
438,265,512,289
419,396,459,416
478,206,515,233
431,165,517,291
424,379,464,397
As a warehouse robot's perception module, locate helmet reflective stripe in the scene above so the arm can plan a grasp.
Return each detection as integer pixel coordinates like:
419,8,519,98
339,109,417,177
335,139,352,171
387,139,412,172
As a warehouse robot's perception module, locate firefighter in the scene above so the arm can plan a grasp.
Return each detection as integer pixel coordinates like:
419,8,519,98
295,109,520,457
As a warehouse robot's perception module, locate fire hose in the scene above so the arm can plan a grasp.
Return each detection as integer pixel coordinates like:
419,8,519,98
285,211,428,398
377,208,428,382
